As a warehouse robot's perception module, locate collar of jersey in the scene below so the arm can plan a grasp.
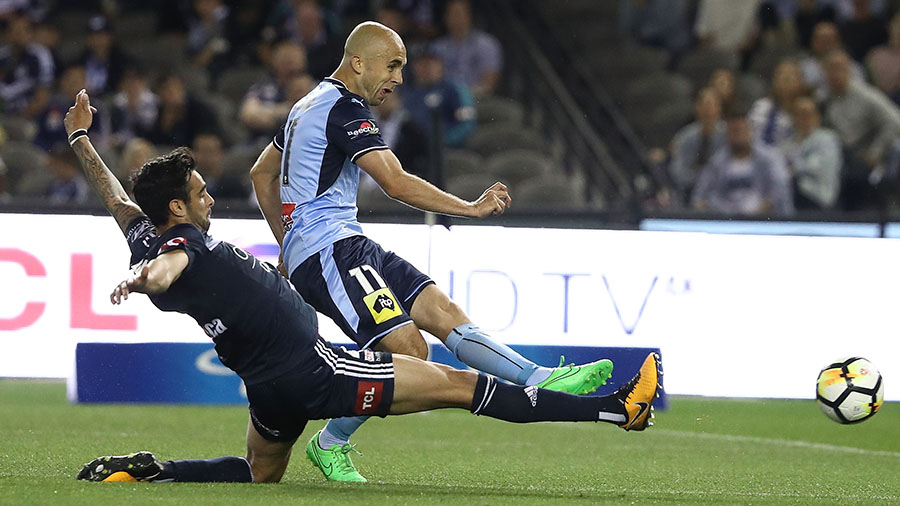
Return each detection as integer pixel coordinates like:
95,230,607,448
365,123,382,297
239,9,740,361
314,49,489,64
323,77,369,106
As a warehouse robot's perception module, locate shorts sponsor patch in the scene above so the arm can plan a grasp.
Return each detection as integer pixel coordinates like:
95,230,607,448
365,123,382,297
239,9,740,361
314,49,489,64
363,288,402,324
355,381,384,414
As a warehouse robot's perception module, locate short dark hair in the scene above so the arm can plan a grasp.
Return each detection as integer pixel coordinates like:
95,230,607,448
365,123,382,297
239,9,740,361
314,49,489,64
131,147,195,227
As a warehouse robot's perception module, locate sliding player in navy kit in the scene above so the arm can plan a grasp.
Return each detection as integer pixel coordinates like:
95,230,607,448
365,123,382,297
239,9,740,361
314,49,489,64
250,21,617,481
65,91,661,484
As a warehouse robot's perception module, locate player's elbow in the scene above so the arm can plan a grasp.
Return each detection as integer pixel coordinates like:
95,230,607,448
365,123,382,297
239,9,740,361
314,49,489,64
379,173,415,201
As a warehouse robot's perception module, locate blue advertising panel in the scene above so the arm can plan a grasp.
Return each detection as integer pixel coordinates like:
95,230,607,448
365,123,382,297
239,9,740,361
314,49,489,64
72,343,666,409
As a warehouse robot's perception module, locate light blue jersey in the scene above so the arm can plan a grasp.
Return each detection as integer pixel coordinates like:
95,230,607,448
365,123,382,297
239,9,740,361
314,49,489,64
273,78,389,275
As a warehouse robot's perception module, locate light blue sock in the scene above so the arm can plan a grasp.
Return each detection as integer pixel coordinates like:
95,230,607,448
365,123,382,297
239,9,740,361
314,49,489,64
319,416,369,449
444,324,552,385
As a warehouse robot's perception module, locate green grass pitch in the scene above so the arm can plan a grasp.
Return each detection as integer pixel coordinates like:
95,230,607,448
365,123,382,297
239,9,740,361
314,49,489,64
2,380,900,505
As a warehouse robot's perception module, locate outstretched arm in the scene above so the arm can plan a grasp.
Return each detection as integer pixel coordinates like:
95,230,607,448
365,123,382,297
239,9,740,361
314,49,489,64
249,142,286,246
357,149,511,218
64,90,145,233
110,250,190,303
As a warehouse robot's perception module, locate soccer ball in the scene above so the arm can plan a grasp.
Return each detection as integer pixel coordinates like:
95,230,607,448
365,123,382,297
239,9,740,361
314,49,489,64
816,357,884,424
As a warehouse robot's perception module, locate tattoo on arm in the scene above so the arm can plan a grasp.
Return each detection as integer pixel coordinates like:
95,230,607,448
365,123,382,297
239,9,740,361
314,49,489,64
71,140,146,233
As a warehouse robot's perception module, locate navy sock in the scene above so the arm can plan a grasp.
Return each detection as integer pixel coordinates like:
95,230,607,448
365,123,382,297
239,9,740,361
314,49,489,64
470,374,627,425
156,456,253,483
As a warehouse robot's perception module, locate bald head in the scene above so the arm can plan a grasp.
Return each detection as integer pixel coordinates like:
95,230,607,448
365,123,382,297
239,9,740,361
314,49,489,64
344,22,404,60
333,21,407,106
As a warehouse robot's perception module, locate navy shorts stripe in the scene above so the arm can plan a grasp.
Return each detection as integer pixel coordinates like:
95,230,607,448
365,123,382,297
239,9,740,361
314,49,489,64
247,338,395,442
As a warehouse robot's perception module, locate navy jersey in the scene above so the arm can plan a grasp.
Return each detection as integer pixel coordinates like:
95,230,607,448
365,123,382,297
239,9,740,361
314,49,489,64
274,77,390,276
125,217,319,385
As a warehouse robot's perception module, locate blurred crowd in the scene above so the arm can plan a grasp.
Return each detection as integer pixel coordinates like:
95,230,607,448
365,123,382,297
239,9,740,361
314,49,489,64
0,0,502,206
624,0,900,214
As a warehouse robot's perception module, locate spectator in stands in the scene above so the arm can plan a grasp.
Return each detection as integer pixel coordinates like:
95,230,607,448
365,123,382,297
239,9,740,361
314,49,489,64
748,60,806,147
822,49,900,209
239,41,306,140
694,0,760,53
262,0,342,80
373,90,429,178
0,159,9,203
376,5,413,41
794,0,838,49
186,0,231,78
668,87,727,203
45,143,89,204
708,68,744,114
782,95,843,209
838,0,888,61
389,0,440,39
403,43,477,149
35,65,109,151
866,12,900,106
0,11,54,118
80,15,129,98
192,132,247,199
119,137,155,189
431,0,502,97
802,21,865,100
693,112,794,215
110,67,158,147
147,73,218,147
618,0,690,54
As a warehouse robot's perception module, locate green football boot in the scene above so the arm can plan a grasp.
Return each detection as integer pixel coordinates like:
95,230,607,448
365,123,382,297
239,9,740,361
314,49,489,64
536,356,614,395
305,430,367,482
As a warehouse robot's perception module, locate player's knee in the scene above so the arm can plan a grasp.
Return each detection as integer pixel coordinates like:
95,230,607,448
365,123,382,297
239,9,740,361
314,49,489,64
376,326,429,359
246,453,287,483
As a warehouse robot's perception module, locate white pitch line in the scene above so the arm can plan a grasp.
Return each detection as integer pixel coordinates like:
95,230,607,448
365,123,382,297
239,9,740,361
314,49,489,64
654,428,900,459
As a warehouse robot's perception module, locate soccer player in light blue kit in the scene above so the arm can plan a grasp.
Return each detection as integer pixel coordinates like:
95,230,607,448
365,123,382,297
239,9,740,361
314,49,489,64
251,21,615,482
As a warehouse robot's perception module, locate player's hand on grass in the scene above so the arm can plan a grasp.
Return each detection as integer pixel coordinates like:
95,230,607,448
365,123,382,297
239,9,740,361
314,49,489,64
470,182,511,218
64,89,97,136
110,265,151,304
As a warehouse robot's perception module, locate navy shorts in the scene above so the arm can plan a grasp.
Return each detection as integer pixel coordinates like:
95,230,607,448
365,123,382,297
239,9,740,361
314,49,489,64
246,338,395,442
290,235,434,349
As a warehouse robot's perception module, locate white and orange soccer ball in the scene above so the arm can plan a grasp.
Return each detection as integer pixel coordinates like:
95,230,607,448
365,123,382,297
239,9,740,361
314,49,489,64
816,357,884,424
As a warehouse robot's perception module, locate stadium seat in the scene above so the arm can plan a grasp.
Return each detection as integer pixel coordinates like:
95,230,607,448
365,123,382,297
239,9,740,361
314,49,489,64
179,67,211,95
639,102,695,148
590,46,671,84
54,11,93,39
57,38,86,67
465,124,546,158
443,149,485,178
223,145,261,180
620,73,693,118
0,117,37,143
445,173,503,200
513,174,587,211
0,141,48,187
475,97,525,126
748,47,804,81
15,167,51,197
484,149,556,186
113,11,159,39
122,35,186,71
738,74,768,104
677,48,739,88
216,67,267,104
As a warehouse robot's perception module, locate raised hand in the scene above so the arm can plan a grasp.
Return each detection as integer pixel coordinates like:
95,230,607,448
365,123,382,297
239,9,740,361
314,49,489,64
64,89,98,136
470,182,512,217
